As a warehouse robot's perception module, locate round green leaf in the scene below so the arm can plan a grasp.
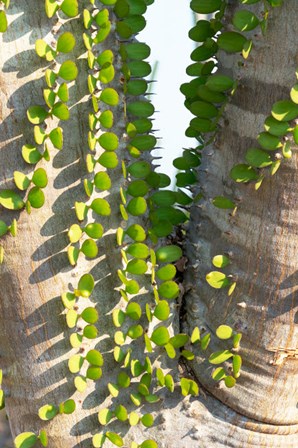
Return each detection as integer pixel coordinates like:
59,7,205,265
57,83,69,102
86,366,102,380
189,100,218,119
58,60,78,81
212,255,230,268
74,375,87,393
27,187,45,209
98,151,118,169
216,325,233,340
218,32,247,53
81,239,98,258
98,132,119,151
129,411,140,426
61,0,78,17
84,223,103,240
257,132,282,150
126,302,142,320
38,404,58,421
68,224,82,243
212,196,235,209
91,198,111,216
191,40,218,62
127,101,154,117
115,404,128,421
78,273,94,297
127,79,148,95
206,271,231,289
14,171,30,191
209,350,233,364
27,106,48,124
52,102,70,121
245,148,272,167
68,354,84,373
14,433,38,448
151,326,170,346
264,116,290,136
100,88,119,106
0,221,8,237
156,264,176,281
156,245,182,263
127,242,149,259
188,20,215,42
49,127,63,149
83,324,98,339
125,42,150,60
32,168,48,188
232,10,259,31
98,408,113,425
127,197,147,216
271,100,298,121
140,441,158,448
57,32,76,53
92,433,106,448
127,324,143,339
35,39,55,61
158,281,179,300
106,432,123,447
81,307,98,324
190,0,221,13
126,224,146,242
230,164,258,183
224,375,236,388
170,334,189,348
141,413,154,427
153,300,170,321
206,74,234,92
86,349,103,366
22,145,42,164
59,399,76,415
117,372,131,388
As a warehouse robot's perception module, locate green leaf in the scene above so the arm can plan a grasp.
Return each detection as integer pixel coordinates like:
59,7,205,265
22,145,42,164
191,40,218,62
97,152,118,169
153,300,170,321
61,292,76,309
156,264,176,281
66,309,78,328
170,334,189,348
245,148,272,167
230,164,258,183
112,308,125,327
58,60,78,81
156,245,182,263
83,324,98,339
212,196,235,209
150,326,170,346
117,372,131,388
126,302,142,320
141,413,154,427
85,223,104,239
127,324,143,339
39,430,48,447
27,106,48,124
32,168,48,188
127,242,149,259
180,378,199,397
0,10,8,33
14,171,30,191
74,376,87,392
271,100,298,121
69,333,83,348
115,404,128,421
81,307,98,324
206,74,234,92
100,88,119,106
35,39,55,61
124,42,151,60
127,180,149,197
212,255,230,268
206,271,231,289
92,433,106,448
57,83,69,102
218,32,247,53
191,327,201,344
14,432,38,448
225,375,236,388
140,441,158,448
45,0,59,18
77,273,94,297
49,127,63,149
212,367,227,381
126,259,148,275
59,399,76,415
61,0,78,17
233,10,259,31
38,404,58,421
190,100,218,119
91,198,111,216
33,126,46,145
51,102,70,121
127,197,147,216
216,325,233,340
86,349,103,366
257,132,282,150
209,350,234,364
127,79,148,95
0,221,8,237
68,354,84,373
86,366,102,380
27,187,45,209
126,224,146,241
57,32,76,53
165,373,175,392
98,132,119,151
264,116,290,136
0,190,24,210
106,432,124,447
188,20,215,42
81,239,98,258
158,281,179,299
190,0,221,13
127,101,154,117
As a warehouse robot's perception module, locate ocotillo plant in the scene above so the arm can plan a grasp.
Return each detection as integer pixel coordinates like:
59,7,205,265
0,0,297,447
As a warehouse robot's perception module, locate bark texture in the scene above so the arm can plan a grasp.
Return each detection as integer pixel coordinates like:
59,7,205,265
0,1,297,448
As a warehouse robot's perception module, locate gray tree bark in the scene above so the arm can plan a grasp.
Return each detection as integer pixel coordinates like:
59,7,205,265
0,1,297,447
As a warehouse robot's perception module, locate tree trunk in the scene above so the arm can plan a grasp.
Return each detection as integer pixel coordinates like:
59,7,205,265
0,1,297,448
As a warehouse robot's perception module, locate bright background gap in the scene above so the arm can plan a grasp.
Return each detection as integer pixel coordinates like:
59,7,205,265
140,0,195,184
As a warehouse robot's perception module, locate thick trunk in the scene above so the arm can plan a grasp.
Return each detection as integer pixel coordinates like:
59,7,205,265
0,1,297,448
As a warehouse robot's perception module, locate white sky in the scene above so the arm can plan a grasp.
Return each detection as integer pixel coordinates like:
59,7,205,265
140,0,195,182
